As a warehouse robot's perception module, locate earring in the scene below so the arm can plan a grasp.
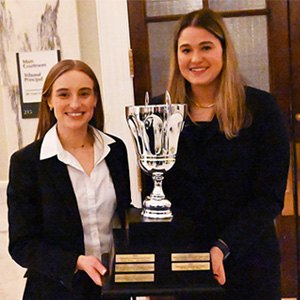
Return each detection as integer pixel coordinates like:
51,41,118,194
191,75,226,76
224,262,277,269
49,106,53,111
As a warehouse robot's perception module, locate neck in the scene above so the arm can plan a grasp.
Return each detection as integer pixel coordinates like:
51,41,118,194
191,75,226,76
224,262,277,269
190,83,218,106
57,125,93,149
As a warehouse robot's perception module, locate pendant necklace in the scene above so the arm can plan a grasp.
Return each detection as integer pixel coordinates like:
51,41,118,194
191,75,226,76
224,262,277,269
191,99,215,109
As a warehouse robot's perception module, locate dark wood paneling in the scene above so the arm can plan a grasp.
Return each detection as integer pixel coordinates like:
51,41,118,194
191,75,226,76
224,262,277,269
267,0,291,126
289,0,300,141
127,0,152,104
289,1,300,298
145,9,270,23
276,215,299,296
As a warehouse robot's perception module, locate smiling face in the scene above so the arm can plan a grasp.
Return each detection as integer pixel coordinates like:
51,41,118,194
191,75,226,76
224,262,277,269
48,70,97,135
177,26,223,92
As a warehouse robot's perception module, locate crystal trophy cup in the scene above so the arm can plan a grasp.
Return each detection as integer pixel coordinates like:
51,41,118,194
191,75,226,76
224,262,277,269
126,92,187,219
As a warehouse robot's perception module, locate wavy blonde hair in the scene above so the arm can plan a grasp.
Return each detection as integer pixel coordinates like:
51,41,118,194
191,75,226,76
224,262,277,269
168,8,251,139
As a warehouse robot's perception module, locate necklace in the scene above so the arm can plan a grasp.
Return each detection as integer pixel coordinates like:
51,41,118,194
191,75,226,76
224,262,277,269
70,143,88,149
67,133,94,149
190,99,216,109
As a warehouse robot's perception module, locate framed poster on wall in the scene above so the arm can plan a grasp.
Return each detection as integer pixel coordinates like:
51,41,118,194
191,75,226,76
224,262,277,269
16,50,61,118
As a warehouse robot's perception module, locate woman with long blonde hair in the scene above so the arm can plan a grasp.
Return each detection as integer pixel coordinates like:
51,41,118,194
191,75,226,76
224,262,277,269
151,8,289,299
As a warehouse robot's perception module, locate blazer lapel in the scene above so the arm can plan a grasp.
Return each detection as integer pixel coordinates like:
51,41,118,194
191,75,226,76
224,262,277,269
105,143,120,196
105,142,128,228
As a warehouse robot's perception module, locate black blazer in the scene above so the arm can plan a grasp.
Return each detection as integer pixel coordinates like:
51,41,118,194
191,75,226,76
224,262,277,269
7,133,131,299
150,87,290,294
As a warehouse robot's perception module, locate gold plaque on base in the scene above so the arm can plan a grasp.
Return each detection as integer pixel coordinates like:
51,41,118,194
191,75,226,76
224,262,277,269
172,262,210,271
115,263,155,273
115,273,155,283
115,254,155,263
171,253,210,262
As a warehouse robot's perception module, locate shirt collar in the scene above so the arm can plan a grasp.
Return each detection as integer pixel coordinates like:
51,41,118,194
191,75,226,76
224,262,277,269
40,124,116,160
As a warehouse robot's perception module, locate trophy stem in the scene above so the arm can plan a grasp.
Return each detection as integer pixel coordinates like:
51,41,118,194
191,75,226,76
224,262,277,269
150,172,165,201
142,172,173,220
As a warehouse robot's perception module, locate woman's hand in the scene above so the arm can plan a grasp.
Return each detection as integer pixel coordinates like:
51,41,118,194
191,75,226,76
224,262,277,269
76,255,107,286
210,246,226,285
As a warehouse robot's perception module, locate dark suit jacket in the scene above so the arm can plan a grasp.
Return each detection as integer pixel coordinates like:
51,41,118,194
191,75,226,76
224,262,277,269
7,133,132,299
150,87,290,296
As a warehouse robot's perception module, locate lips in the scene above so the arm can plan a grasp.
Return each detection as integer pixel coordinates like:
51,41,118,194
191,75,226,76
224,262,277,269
66,112,84,117
190,67,207,72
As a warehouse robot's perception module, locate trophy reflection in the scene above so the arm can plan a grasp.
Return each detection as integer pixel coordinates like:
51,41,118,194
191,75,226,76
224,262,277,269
126,92,187,219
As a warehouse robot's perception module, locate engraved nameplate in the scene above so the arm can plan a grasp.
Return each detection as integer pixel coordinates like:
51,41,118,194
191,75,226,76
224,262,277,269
115,254,155,263
172,262,210,271
115,263,155,273
115,273,155,283
171,253,210,262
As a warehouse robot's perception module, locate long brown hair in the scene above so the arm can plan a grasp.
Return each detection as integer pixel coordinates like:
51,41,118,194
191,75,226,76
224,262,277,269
35,59,104,140
168,8,251,139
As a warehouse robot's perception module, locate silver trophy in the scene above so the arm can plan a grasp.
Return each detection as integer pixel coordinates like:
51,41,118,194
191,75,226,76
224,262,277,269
126,91,187,219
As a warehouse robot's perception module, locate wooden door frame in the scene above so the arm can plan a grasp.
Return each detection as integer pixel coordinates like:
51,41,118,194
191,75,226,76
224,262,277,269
289,0,300,138
127,0,151,105
288,0,300,297
267,0,291,123
268,0,300,297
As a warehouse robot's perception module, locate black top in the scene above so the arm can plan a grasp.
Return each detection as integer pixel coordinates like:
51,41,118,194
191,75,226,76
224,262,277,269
150,86,290,263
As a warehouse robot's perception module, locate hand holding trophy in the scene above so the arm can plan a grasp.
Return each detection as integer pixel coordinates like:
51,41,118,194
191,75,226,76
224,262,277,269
126,91,187,219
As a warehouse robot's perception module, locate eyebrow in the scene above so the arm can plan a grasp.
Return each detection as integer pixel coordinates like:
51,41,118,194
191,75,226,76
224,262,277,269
54,87,93,93
54,88,68,93
179,41,213,48
79,87,93,92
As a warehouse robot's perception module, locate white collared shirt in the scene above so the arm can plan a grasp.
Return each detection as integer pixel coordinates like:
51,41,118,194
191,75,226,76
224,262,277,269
41,125,117,261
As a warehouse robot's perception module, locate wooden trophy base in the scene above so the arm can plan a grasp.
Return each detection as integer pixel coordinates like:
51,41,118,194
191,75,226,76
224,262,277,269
102,208,224,299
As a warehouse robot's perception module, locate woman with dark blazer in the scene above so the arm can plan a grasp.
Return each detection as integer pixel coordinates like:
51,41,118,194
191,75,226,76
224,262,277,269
7,59,132,299
149,9,290,299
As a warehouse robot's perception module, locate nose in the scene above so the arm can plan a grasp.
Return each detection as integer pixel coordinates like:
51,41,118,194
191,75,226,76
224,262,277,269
191,50,203,64
69,94,81,109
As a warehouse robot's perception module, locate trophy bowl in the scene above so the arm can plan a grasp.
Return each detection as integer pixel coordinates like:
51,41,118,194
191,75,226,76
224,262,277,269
126,93,187,219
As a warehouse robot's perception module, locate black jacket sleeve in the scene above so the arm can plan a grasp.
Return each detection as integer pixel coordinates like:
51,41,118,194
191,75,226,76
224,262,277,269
7,144,80,290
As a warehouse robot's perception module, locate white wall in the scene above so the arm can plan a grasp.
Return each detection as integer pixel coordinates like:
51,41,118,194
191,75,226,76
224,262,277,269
95,0,141,208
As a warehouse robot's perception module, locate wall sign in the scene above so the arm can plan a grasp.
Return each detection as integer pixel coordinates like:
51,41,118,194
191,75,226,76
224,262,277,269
16,50,60,118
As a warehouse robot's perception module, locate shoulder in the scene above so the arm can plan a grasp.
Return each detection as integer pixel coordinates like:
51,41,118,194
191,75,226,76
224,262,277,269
10,139,42,163
92,126,126,150
104,132,128,154
9,140,43,179
245,86,277,108
245,86,280,117
104,133,129,169
244,87,289,142
105,132,125,146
